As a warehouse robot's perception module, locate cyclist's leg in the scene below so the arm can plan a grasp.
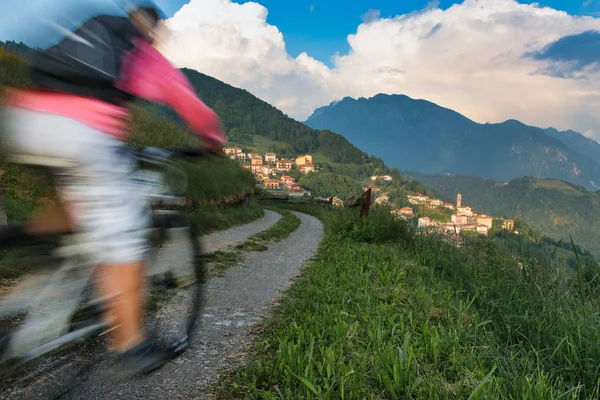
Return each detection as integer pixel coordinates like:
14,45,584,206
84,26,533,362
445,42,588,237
1,107,164,372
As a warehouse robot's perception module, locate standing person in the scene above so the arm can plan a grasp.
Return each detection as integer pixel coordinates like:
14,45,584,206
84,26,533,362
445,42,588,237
0,1,226,376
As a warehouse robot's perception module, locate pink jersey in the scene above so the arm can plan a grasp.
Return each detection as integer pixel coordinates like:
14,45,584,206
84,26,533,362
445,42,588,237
3,38,224,145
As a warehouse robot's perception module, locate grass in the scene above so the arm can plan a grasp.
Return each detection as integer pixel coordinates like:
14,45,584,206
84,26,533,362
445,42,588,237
247,135,295,155
233,210,301,252
204,250,244,278
214,205,600,399
532,179,584,196
202,209,302,278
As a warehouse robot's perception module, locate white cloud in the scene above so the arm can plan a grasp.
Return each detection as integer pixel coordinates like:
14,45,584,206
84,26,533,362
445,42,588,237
6,0,600,138
161,0,600,138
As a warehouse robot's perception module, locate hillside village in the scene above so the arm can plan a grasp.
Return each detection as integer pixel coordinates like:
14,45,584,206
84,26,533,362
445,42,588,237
391,193,515,237
226,145,515,237
223,147,315,196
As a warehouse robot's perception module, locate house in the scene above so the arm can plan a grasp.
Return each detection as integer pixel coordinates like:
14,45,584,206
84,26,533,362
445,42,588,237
242,164,252,170
502,219,515,231
281,175,295,184
265,153,277,163
418,217,431,228
223,147,242,156
300,164,315,174
390,209,403,219
251,164,262,173
400,207,414,217
235,153,247,161
248,153,262,160
276,160,293,171
476,215,493,229
476,225,489,235
456,206,473,216
451,214,468,225
374,195,390,206
371,175,393,181
295,155,313,166
290,185,304,193
265,180,280,190
407,195,429,204
441,223,461,235
429,199,443,206
251,157,263,166
443,203,455,210
261,165,272,175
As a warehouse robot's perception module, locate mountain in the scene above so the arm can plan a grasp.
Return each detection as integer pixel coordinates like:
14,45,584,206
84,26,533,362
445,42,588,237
407,171,600,259
544,128,600,164
142,68,391,172
0,40,38,60
305,94,600,190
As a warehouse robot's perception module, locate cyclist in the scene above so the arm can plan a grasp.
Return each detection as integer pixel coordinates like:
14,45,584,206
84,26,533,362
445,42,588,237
0,1,225,375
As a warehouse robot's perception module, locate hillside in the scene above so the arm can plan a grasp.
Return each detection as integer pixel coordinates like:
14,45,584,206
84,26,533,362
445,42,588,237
149,67,388,170
407,171,600,258
305,94,600,190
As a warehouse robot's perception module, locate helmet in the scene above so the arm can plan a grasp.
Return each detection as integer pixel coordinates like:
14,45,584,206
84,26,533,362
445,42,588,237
125,0,166,24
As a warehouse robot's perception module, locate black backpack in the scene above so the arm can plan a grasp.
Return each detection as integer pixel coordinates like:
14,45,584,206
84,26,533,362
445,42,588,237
29,15,142,105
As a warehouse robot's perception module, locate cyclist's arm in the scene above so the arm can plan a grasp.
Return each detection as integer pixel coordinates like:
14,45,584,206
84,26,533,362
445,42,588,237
118,39,225,145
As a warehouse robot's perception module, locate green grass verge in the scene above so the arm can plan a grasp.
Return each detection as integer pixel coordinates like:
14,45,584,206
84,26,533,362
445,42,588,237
204,250,244,278
214,205,600,399
233,210,301,252
192,200,264,236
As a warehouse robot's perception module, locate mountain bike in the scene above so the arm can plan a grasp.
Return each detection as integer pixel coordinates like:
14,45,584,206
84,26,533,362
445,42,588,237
0,146,213,397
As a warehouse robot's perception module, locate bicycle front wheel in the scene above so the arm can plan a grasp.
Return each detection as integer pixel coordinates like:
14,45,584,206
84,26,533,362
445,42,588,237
145,213,205,354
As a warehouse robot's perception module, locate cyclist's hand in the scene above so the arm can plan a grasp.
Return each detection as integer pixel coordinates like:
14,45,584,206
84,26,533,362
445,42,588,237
204,130,226,154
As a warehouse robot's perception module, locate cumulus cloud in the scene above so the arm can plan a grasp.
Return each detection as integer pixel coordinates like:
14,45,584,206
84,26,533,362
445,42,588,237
0,1,543,138
160,0,600,138
361,9,381,23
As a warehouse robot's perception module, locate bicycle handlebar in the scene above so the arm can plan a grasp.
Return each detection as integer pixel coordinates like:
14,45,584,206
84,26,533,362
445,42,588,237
138,146,224,161
168,147,222,159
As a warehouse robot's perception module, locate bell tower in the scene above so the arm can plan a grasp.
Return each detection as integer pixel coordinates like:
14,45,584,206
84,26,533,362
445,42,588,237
457,193,462,208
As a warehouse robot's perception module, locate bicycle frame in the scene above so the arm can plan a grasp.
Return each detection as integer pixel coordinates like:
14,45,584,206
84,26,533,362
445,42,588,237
0,146,191,365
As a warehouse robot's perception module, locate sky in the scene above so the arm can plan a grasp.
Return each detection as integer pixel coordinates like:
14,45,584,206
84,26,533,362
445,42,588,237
3,0,600,140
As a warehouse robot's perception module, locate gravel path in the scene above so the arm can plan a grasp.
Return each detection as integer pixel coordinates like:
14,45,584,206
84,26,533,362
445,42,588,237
202,209,281,253
4,211,323,399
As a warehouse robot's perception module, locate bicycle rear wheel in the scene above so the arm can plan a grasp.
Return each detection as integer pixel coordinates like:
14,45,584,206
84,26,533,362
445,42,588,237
144,213,205,355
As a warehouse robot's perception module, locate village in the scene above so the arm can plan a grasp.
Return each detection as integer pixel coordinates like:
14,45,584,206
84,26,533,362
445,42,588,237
391,193,515,237
223,147,315,196
224,147,515,238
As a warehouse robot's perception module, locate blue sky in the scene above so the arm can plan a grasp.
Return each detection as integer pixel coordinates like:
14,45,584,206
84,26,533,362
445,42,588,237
158,0,600,66
3,0,600,137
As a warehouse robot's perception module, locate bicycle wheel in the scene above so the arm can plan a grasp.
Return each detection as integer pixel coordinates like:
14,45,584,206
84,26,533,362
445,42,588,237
144,212,205,355
0,228,106,400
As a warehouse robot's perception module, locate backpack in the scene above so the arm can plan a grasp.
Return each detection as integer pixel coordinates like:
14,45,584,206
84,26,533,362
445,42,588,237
29,15,142,105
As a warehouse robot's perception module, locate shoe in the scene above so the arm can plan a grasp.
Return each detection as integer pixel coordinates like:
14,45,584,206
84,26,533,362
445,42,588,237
116,339,169,377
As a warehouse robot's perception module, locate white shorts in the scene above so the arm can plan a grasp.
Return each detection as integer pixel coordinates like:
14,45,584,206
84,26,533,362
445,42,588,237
0,107,150,265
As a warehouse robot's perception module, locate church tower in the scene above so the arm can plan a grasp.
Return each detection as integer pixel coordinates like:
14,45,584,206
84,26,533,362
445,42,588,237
457,193,462,208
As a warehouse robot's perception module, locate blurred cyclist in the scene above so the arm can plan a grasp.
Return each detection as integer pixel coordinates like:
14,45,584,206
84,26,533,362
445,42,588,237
0,1,225,375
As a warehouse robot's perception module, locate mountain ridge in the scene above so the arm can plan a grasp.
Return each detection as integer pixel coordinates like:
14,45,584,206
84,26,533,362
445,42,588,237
305,93,600,190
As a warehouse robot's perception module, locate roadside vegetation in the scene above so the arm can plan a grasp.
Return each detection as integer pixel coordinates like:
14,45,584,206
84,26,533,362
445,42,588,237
216,204,600,399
